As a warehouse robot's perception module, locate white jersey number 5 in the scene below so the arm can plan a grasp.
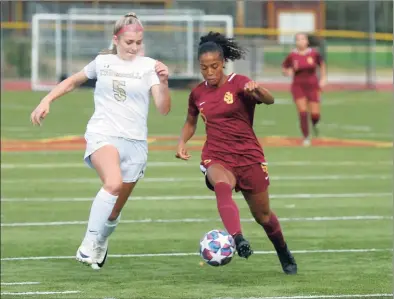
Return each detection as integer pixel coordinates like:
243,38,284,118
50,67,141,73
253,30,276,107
113,80,126,102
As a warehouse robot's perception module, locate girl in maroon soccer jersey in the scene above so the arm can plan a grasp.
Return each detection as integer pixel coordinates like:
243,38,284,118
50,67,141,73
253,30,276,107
282,33,327,146
175,32,297,275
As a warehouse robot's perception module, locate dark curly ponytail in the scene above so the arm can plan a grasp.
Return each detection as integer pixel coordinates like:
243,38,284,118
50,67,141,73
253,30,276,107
198,31,246,62
307,34,321,48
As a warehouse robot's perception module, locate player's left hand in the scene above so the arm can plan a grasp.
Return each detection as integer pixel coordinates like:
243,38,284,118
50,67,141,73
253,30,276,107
155,61,169,83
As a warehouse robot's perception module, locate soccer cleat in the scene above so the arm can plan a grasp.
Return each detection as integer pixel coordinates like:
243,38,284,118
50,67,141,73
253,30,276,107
76,242,95,266
234,234,253,259
91,240,108,270
302,138,311,147
275,243,297,275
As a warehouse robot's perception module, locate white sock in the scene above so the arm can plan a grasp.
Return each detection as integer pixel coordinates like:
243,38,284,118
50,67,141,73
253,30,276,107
83,187,118,245
97,214,121,245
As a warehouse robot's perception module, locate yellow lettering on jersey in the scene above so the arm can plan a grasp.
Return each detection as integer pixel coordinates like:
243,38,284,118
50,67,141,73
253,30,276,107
261,163,269,174
224,92,234,104
204,159,212,165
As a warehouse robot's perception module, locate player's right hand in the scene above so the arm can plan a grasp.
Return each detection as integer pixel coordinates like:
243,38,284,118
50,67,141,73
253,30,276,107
175,143,191,160
30,101,50,126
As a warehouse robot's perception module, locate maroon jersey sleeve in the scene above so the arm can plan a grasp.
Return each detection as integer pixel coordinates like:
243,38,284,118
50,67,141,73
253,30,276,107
187,91,199,117
236,74,251,90
282,53,293,68
315,50,323,66
235,74,263,106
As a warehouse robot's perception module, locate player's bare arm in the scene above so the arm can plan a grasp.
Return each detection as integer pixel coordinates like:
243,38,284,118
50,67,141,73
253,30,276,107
319,61,327,88
151,60,171,115
244,81,274,105
176,113,198,160
30,70,89,126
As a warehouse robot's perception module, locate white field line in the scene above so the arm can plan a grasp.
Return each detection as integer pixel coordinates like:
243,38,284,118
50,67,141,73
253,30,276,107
1,192,391,202
345,133,392,138
0,291,80,296
1,282,40,286
213,294,393,299
1,161,392,169
2,151,82,155
2,127,33,132
2,215,392,227
322,123,373,132
1,248,391,261
1,174,391,184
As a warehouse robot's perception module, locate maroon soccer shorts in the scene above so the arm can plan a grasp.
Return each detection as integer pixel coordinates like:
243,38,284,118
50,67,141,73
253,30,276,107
291,83,320,102
199,160,270,194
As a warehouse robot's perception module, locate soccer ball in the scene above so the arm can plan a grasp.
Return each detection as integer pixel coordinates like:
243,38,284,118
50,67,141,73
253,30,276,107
199,229,236,267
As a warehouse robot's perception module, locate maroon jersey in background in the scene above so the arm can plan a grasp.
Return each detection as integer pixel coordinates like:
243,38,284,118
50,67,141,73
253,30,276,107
282,48,323,87
188,73,266,168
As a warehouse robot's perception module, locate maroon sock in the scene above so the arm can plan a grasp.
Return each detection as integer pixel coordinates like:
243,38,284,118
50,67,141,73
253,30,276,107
311,113,320,126
214,182,242,236
262,212,286,250
299,111,309,138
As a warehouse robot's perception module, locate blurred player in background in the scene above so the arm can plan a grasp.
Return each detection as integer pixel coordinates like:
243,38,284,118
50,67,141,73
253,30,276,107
282,33,327,146
176,32,297,275
30,12,171,270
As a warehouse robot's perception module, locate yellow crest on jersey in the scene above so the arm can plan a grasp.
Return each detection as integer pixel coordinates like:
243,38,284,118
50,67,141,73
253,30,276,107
224,92,234,104
307,56,314,64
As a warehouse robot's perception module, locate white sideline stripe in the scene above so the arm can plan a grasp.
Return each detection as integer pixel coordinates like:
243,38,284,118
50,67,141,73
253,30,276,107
1,161,392,169
1,192,391,202
2,215,392,227
1,249,391,261
1,174,391,184
0,291,80,296
1,282,40,286
213,294,393,299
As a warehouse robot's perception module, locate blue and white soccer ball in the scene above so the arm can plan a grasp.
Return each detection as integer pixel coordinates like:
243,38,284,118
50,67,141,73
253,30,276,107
199,229,236,267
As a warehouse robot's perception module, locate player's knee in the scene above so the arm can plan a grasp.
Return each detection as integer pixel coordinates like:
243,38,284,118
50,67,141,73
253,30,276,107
103,179,123,196
253,210,271,225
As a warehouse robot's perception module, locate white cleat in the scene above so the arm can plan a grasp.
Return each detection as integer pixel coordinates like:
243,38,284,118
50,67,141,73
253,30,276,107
91,240,108,270
76,242,95,266
303,138,311,147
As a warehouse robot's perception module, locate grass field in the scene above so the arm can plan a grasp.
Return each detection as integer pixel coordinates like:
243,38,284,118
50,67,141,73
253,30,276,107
1,89,392,299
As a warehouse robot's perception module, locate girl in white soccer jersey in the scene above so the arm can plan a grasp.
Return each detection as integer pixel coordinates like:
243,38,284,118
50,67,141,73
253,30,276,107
30,12,171,270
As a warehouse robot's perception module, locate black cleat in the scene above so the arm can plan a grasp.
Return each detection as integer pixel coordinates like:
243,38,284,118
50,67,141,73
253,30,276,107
234,234,253,259
275,243,297,275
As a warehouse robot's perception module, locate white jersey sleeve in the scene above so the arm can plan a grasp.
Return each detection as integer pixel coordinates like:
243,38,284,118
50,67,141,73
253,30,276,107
83,58,97,79
147,65,160,89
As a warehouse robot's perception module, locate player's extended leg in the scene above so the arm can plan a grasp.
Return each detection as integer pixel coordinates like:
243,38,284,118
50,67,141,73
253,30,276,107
308,96,321,137
292,84,310,146
294,97,310,146
206,164,253,259
77,145,122,268
242,190,297,274
108,182,137,222
90,182,137,269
